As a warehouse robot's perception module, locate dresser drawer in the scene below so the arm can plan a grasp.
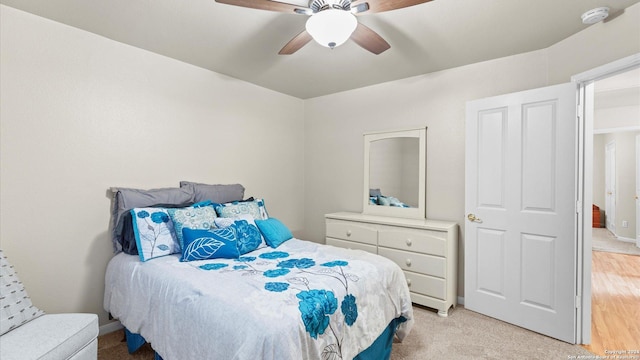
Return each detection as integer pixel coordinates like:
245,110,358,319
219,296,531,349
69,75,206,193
378,247,445,278
326,238,377,255
326,220,377,245
378,227,446,257
404,271,446,300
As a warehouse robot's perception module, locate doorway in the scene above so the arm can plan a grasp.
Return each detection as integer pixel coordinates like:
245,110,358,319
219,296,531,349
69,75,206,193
573,54,640,350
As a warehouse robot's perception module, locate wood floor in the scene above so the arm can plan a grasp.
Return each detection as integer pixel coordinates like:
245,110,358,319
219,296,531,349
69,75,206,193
582,250,640,355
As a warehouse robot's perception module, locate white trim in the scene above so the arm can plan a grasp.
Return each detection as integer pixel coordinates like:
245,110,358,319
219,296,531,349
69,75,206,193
637,134,640,247
572,53,640,83
593,126,640,134
99,320,123,336
575,81,587,345
457,296,464,306
616,236,636,243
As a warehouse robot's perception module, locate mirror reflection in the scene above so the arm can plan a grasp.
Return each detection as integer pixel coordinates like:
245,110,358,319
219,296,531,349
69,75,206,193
368,137,419,208
363,127,426,220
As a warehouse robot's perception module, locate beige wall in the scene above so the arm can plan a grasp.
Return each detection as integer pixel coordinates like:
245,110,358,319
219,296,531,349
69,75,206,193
595,106,640,130
0,5,304,327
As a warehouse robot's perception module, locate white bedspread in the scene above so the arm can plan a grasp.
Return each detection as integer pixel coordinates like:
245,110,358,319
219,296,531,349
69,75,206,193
104,239,413,360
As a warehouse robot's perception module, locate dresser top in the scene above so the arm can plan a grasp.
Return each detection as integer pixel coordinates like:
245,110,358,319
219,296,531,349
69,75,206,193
325,212,458,231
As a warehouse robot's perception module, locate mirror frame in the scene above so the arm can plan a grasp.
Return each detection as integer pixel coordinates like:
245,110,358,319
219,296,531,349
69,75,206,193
363,127,427,219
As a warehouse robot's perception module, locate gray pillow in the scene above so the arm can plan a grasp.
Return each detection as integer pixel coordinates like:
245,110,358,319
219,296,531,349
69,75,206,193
179,181,245,204
110,187,195,252
0,249,45,335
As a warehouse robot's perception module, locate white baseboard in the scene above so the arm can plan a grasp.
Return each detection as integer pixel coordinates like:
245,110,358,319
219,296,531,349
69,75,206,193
616,236,636,243
457,296,464,306
99,320,123,336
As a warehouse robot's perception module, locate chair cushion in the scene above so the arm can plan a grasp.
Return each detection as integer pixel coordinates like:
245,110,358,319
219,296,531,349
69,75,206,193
0,313,98,360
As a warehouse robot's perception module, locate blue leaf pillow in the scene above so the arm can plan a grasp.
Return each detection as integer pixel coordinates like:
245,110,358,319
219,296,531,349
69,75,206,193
214,214,265,254
181,227,240,262
255,218,293,248
131,208,180,262
167,205,218,250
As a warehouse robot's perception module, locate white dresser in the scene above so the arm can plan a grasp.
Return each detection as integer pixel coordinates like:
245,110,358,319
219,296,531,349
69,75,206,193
325,212,458,317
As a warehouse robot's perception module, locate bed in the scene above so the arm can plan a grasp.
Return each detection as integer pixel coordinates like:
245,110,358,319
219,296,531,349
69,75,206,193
104,183,413,360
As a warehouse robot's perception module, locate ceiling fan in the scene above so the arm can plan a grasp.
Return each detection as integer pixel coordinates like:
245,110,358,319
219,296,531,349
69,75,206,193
215,0,434,55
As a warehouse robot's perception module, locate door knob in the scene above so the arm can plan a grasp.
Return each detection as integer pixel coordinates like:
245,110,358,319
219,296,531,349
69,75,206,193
467,213,483,223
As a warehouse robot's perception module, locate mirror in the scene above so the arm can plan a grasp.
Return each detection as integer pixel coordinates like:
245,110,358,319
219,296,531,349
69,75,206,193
363,127,426,219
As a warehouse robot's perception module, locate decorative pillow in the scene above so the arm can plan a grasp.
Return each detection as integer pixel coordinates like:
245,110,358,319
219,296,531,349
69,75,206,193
255,218,293,248
214,214,266,254
215,198,269,220
253,198,269,219
181,227,239,262
111,186,195,253
179,182,245,204
377,196,391,206
131,208,180,262
0,250,45,335
167,205,218,250
120,202,190,256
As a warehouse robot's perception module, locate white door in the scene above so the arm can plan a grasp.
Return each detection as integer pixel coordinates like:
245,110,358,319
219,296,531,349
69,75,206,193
636,134,639,247
605,141,616,234
465,83,577,343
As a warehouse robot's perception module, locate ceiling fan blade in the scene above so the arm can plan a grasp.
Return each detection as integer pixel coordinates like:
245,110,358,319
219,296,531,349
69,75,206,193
279,30,313,55
351,2,370,14
352,0,432,14
215,0,311,15
351,23,390,54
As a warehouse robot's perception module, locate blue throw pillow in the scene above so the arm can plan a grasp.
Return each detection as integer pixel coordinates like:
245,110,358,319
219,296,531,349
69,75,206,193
214,214,265,254
181,227,239,262
131,208,180,262
255,218,293,248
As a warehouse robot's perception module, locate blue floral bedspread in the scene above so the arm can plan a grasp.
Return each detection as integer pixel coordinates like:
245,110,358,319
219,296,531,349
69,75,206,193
104,239,413,360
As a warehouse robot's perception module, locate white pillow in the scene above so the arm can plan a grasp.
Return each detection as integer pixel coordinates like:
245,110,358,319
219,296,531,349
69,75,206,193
0,249,45,335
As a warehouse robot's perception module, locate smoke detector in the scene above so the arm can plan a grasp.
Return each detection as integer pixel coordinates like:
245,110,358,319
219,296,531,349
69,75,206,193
581,7,609,24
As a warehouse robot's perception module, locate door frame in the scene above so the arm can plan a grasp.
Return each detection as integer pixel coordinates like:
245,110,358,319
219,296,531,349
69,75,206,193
605,141,617,234
571,52,640,344
636,134,640,247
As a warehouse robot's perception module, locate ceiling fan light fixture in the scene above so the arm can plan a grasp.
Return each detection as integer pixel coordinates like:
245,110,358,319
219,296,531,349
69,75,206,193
305,9,357,49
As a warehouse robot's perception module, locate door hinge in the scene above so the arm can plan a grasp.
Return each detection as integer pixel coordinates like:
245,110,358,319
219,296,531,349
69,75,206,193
576,200,582,214
575,295,581,309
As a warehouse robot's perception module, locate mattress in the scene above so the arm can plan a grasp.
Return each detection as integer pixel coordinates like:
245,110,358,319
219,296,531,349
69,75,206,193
104,238,413,360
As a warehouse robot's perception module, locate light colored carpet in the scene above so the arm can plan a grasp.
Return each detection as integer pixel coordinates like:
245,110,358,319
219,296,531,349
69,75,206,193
391,306,593,359
592,228,640,256
98,306,594,359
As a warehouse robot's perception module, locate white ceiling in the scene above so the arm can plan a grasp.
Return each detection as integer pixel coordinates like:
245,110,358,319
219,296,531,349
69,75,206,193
2,0,639,99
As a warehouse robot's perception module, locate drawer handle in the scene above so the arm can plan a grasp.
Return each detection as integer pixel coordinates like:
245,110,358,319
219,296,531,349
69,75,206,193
346,230,352,237
405,238,412,246
407,278,412,287
405,258,412,267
